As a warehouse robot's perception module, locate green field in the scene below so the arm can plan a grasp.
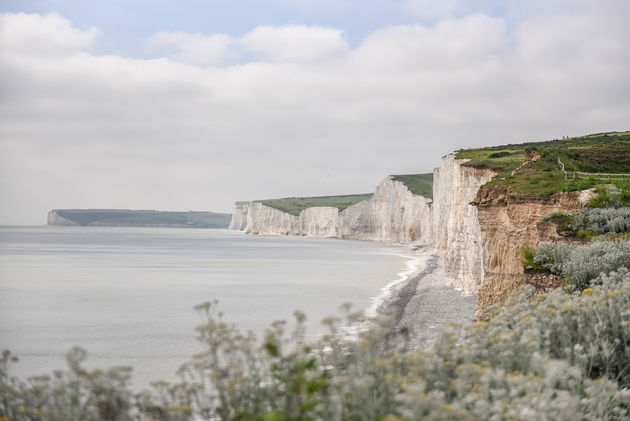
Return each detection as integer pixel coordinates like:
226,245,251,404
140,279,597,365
455,131,630,196
391,173,433,198
257,194,373,216
52,209,232,228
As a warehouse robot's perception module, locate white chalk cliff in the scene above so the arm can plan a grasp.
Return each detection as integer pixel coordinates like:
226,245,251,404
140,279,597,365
430,154,497,293
338,177,432,243
47,210,79,226
231,176,433,243
228,202,250,231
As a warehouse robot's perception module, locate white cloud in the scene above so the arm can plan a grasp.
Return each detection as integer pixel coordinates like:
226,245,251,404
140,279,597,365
148,31,235,66
239,25,349,62
146,24,349,65
350,14,506,71
0,12,99,56
0,5,629,224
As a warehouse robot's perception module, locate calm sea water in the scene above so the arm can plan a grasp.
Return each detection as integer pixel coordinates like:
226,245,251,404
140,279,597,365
0,226,413,388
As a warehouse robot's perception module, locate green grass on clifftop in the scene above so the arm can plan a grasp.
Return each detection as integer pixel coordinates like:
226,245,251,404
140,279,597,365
257,194,372,216
455,131,630,196
391,173,433,198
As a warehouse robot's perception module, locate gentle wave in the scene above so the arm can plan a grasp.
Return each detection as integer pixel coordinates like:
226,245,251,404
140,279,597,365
365,247,432,317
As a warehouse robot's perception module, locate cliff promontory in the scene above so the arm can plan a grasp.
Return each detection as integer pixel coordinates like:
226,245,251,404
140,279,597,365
47,209,232,228
431,154,496,292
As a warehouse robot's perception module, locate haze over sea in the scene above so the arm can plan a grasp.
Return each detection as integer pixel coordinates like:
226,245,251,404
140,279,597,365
0,226,415,388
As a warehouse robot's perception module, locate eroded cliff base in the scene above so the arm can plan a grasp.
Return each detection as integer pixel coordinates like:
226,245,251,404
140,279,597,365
476,269,563,320
473,186,594,319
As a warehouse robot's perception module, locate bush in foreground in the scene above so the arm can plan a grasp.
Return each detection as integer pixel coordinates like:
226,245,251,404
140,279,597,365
532,238,630,291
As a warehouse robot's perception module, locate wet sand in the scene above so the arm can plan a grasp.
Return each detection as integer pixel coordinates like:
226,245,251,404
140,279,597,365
378,248,476,351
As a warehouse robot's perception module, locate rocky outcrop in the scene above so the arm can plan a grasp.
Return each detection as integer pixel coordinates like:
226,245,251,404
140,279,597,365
229,202,250,231
431,154,497,293
47,210,79,226
230,177,433,243
473,186,595,319
338,177,432,243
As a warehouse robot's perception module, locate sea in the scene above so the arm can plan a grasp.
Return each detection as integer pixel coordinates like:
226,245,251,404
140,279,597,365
0,226,419,389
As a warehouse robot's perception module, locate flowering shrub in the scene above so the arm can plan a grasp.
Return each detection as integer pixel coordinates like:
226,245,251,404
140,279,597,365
532,238,630,291
569,207,630,234
532,242,573,274
539,206,630,240
0,347,134,421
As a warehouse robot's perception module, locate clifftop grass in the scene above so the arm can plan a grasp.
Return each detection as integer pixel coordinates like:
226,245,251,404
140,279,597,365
391,173,433,198
257,194,372,216
455,131,630,196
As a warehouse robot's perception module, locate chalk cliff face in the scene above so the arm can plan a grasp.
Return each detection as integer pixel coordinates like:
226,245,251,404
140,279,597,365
299,207,339,238
244,202,299,235
229,202,250,231
47,210,79,226
431,154,497,293
473,186,594,319
243,204,341,237
339,177,432,243
230,177,433,243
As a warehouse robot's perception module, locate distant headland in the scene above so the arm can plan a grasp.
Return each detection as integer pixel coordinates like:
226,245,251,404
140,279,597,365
47,209,231,228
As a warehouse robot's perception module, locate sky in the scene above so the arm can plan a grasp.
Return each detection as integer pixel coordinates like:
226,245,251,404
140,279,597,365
0,1,629,224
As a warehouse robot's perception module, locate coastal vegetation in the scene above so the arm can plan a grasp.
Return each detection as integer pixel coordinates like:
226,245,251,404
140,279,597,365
257,194,372,216
390,173,433,198
51,209,232,228
455,131,630,196
521,181,630,292
3,255,630,419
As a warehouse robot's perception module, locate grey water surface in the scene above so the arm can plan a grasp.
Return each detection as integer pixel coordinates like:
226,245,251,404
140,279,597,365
0,226,410,388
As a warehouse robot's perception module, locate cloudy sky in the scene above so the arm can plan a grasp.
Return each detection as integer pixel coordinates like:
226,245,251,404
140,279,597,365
1,0,629,224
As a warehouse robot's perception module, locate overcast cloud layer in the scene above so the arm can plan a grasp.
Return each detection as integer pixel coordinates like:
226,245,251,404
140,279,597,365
1,1,629,224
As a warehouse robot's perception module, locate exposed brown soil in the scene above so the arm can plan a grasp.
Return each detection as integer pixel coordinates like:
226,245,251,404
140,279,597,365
523,268,563,292
473,185,593,319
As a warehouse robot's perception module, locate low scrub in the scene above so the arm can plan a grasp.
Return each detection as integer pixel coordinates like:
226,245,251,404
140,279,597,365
532,238,630,291
569,207,630,234
540,201,630,240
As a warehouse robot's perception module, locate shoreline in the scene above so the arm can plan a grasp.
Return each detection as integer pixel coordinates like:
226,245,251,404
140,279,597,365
376,248,477,351
365,245,427,317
